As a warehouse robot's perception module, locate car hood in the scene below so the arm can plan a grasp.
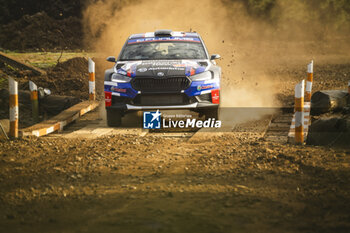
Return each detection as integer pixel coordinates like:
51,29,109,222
116,60,209,77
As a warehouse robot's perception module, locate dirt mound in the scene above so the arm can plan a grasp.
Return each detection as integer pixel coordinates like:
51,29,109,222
0,58,89,128
0,12,83,50
52,57,88,74
47,57,89,99
0,0,84,25
18,57,90,99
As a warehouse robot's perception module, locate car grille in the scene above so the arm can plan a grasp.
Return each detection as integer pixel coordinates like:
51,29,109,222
131,77,191,93
132,94,190,106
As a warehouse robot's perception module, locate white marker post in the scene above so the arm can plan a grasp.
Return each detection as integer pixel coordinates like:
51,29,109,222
88,58,96,101
295,80,305,144
9,77,18,138
348,81,350,94
305,60,313,102
29,81,39,123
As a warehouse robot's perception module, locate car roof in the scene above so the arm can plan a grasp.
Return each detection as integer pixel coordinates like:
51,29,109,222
129,30,200,39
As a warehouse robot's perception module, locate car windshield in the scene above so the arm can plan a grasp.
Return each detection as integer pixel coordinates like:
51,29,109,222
120,41,207,60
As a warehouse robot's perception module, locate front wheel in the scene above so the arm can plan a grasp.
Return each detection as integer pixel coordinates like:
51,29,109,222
106,109,122,127
202,108,219,120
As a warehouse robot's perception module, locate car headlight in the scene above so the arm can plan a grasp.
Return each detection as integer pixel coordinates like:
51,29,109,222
190,71,213,81
111,73,132,83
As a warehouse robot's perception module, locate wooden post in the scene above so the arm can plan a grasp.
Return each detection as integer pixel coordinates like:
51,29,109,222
305,60,313,102
295,80,305,144
9,77,18,138
88,58,96,101
29,81,39,123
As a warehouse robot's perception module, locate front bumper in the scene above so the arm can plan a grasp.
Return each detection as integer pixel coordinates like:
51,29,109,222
106,102,219,111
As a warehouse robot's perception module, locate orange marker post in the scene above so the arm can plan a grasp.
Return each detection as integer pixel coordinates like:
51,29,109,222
295,80,305,144
88,58,96,101
9,77,18,138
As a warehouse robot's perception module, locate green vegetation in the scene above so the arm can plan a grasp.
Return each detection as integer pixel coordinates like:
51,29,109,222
227,0,350,33
4,52,94,69
0,75,6,89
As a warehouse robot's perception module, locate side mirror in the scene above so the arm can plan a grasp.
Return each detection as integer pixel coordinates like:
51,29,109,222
210,54,221,60
106,56,116,63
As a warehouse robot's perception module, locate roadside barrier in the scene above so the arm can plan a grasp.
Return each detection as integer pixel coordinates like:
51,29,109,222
288,60,314,144
294,80,305,143
305,60,313,102
88,58,96,101
303,61,313,135
29,81,39,123
8,77,18,138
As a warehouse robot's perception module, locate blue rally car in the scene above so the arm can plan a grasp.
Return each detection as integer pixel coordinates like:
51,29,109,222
104,30,221,127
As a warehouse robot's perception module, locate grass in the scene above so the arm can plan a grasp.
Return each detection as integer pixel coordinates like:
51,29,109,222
3,51,95,69
0,76,7,89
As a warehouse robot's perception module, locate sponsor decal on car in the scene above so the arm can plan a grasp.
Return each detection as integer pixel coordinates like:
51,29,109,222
197,84,214,91
202,85,214,90
128,37,201,44
137,67,147,72
147,67,185,71
105,92,112,107
211,89,220,104
110,87,127,93
117,60,208,78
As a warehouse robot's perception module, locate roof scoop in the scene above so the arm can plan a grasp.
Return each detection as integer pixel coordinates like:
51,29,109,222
154,29,173,37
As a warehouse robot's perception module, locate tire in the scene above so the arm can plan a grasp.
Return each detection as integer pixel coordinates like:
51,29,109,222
204,107,219,120
106,109,122,127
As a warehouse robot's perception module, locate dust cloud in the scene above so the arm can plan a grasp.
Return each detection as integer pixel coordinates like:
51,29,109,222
83,0,349,121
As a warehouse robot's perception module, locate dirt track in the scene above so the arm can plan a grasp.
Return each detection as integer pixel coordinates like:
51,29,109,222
1,128,350,232
1,54,350,232
1,0,350,231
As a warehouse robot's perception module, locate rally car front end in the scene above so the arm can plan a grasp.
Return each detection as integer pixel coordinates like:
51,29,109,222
104,30,221,127
104,65,220,123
